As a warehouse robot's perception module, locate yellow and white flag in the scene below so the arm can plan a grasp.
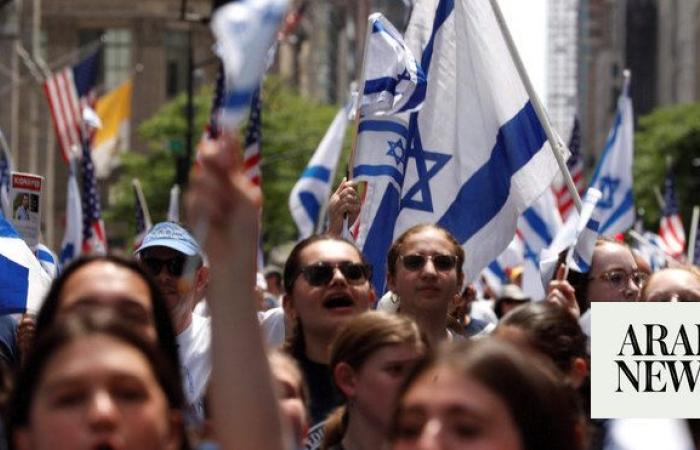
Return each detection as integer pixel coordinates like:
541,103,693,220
93,79,133,178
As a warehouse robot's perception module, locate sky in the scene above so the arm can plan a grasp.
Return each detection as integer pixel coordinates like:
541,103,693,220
497,0,548,101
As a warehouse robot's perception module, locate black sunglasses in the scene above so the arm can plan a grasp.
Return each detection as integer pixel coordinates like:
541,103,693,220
297,262,372,287
141,256,192,277
400,254,458,272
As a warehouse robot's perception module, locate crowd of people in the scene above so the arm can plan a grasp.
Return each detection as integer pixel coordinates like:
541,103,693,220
1,131,700,450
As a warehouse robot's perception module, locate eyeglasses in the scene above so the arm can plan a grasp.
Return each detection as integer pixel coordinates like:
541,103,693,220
296,262,372,287
142,256,191,277
400,254,458,272
590,269,648,290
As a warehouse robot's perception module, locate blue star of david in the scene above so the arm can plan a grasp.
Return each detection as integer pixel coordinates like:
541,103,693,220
597,176,620,209
386,139,406,166
400,115,451,212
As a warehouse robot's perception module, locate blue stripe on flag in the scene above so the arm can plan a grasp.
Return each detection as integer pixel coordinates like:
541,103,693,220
222,89,256,111
600,189,634,235
301,165,331,182
0,253,29,314
522,208,554,245
0,218,19,238
358,120,410,138
589,109,623,185
353,165,404,186
364,77,399,96
36,249,54,263
299,192,321,226
487,261,508,284
573,251,590,272
438,101,547,242
364,185,401,295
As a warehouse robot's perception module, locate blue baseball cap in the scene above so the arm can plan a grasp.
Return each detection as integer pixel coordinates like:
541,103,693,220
136,222,202,257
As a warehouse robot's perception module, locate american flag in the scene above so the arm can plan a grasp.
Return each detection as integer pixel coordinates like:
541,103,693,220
80,138,107,255
43,51,100,163
243,87,262,186
658,167,685,258
553,117,585,220
206,63,225,140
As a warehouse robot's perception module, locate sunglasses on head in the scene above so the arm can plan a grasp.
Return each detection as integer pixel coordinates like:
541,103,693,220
142,256,193,277
400,254,458,272
296,261,372,287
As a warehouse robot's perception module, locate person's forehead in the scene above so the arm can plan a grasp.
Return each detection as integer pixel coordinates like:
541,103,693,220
401,228,454,253
648,270,700,294
592,242,636,272
299,240,361,264
60,261,153,310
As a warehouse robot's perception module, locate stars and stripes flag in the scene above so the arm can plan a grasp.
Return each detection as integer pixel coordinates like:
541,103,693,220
658,167,685,258
80,138,107,255
243,87,263,186
43,51,100,162
553,117,584,220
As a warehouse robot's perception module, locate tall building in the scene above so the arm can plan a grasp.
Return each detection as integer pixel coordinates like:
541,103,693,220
547,0,579,140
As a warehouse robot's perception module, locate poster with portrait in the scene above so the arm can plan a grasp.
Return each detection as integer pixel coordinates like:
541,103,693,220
10,172,43,249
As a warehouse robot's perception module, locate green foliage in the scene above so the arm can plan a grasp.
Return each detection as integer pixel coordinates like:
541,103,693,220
104,77,348,252
634,102,700,229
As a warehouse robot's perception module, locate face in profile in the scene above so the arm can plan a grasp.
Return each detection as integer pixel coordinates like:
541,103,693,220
392,365,522,450
286,239,375,337
389,227,463,316
58,261,157,343
13,335,182,450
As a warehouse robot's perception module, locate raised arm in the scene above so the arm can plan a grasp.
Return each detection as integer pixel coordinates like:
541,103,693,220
188,134,286,450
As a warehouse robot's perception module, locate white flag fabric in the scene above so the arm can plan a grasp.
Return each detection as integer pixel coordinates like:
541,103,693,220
0,216,51,314
353,0,563,292
360,13,426,116
59,159,83,266
539,187,602,286
211,0,289,129
588,72,635,236
35,243,59,279
289,107,349,239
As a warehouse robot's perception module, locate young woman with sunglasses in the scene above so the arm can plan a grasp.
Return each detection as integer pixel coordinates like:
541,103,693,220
387,224,464,345
321,311,428,450
282,234,376,437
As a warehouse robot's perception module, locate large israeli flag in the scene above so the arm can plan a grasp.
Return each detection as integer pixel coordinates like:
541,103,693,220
289,107,349,238
0,216,52,314
588,72,635,236
354,0,563,292
59,159,83,266
360,13,426,116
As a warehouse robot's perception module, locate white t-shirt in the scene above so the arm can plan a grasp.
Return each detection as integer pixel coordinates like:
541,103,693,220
258,306,286,348
177,313,212,424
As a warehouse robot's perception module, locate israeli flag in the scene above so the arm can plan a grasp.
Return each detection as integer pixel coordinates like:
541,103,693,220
354,0,563,292
59,158,83,266
360,13,426,116
517,189,563,300
36,243,59,279
210,0,289,129
588,71,635,236
289,106,349,239
0,216,52,314
539,187,602,286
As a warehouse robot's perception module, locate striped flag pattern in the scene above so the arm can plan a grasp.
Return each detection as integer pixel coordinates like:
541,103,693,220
658,168,685,258
43,52,100,163
553,117,584,220
243,87,262,186
80,138,107,255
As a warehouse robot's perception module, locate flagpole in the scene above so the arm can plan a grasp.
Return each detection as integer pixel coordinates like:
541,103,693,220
488,0,582,214
132,179,153,229
346,14,376,180
688,206,699,262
